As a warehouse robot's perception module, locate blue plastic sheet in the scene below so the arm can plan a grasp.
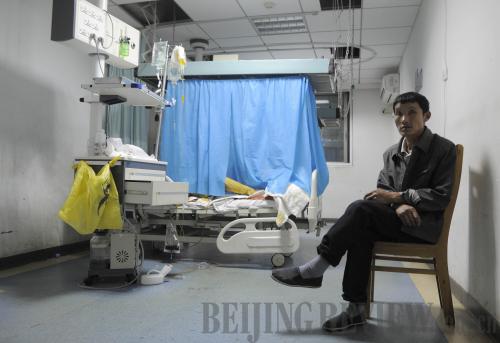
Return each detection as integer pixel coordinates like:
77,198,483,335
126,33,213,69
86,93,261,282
159,76,328,197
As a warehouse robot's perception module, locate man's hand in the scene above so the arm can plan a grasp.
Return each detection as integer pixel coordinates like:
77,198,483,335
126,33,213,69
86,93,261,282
364,189,402,205
395,204,421,227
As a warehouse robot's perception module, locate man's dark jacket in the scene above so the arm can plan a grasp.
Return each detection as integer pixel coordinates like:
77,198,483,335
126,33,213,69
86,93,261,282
377,127,456,243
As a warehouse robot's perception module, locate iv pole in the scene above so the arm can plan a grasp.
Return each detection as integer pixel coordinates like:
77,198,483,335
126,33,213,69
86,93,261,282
153,43,170,159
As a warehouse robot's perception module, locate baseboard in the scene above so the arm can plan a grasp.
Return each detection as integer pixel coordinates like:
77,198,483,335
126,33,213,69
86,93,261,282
0,240,89,271
450,277,500,341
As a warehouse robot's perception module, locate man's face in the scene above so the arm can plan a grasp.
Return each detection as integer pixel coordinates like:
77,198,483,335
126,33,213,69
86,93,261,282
393,101,430,139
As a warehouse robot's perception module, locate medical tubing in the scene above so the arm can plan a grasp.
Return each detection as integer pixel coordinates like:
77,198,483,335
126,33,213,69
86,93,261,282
99,11,114,50
90,34,106,77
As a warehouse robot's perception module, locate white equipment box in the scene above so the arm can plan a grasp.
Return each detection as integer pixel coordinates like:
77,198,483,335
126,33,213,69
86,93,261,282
75,157,177,205
51,0,140,68
125,181,189,206
75,157,167,181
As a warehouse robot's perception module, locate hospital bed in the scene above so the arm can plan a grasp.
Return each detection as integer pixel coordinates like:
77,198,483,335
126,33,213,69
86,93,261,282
80,155,324,269
130,169,324,267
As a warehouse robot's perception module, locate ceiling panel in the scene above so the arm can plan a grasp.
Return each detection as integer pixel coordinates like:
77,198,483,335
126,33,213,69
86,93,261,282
362,6,419,29
107,4,142,28
362,27,411,45
310,30,361,46
155,24,210,43
224,46,267,52
261,33,311,45
359,56,401,69
109,0,422,89
270,44,312,50
313,42,335,48
299,0,321,12
365,44,406,58
237,51,274,60
305,10,361,32
271,49,316,59
238,0,302,16
215,36,264,48
199,19,257,38
314,48,331,58
363,0,421,8
175,0,245,20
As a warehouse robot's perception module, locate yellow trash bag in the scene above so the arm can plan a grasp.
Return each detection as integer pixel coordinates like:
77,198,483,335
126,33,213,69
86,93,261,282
224,177,256,196
58,156,123,234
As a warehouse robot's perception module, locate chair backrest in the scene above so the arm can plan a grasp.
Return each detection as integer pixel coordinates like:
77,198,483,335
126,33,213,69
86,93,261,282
436,144,464,247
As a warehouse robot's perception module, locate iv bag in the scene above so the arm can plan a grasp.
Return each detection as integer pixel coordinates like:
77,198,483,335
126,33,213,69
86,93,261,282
152,41,169,70
168,62,181,85
168,46,186,85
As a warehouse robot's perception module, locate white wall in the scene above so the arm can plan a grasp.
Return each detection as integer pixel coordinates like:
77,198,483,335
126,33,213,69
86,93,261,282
0,0,95,258
322,89,396,218
399,0,500,321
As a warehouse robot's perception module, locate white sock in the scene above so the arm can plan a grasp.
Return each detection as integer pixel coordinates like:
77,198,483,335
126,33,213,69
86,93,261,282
298,255,330,279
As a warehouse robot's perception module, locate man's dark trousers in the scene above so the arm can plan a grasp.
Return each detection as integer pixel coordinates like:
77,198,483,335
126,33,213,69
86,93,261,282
317,200,425,303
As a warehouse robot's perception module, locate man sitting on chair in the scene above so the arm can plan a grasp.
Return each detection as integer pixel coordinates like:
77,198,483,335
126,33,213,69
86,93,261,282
271,92,457,332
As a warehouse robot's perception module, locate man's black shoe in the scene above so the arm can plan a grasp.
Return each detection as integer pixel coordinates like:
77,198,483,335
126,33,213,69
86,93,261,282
271,267,322,288
322,303,367,332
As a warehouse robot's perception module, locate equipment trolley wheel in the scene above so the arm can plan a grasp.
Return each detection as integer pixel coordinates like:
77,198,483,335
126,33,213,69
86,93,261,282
271,253,286,267
83,275,98,286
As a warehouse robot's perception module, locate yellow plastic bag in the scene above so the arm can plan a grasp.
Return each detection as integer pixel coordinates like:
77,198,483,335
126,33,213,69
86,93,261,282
224,177,256,195
58,156,123,234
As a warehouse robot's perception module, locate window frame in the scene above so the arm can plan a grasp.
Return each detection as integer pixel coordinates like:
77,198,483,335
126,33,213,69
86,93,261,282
317,91,353,166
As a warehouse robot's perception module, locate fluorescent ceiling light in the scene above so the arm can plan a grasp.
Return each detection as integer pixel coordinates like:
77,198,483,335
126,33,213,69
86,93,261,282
252,15,307,35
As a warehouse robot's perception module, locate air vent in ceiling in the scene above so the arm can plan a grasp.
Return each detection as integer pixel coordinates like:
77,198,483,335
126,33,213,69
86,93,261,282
320,0,362,10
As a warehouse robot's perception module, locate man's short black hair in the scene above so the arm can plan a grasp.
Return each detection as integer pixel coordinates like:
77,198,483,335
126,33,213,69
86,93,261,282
392,92,430,113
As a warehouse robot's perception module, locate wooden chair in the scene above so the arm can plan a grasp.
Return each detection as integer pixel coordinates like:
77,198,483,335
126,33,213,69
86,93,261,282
367,144,463,326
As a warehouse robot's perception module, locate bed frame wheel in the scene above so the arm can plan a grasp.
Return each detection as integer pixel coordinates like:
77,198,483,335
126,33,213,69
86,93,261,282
271,253,286,267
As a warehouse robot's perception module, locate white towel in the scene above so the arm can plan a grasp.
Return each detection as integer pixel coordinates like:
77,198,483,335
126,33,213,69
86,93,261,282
104,137,157,162
269,183,310,227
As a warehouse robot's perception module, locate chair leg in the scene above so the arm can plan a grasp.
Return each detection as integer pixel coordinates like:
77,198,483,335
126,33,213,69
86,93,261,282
369,260,375,302
366,256,375,318
434,259,444,308
435,254,455,326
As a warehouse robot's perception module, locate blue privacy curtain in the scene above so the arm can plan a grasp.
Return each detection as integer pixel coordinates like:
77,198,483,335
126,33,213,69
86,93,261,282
159,76,328,197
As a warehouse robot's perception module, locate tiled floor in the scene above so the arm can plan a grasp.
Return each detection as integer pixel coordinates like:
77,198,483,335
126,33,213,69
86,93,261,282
0,230,495,343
